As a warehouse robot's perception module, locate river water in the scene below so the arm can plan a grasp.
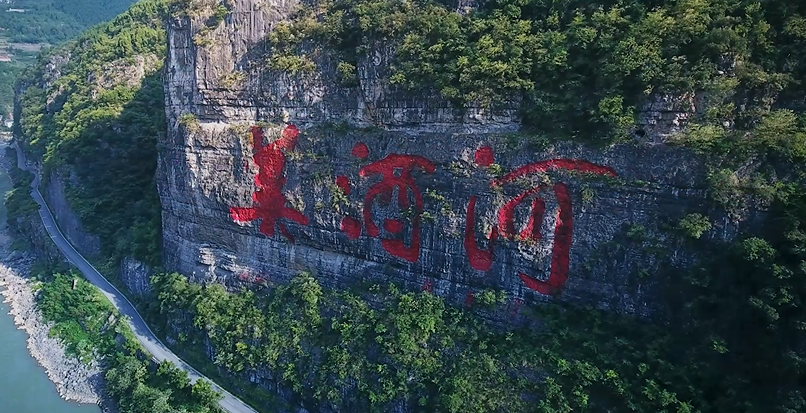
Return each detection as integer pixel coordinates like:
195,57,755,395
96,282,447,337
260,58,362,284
0,301,99,413
0,139,100,413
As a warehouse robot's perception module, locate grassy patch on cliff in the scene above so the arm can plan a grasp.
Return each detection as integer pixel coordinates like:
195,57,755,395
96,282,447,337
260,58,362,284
149,257,806,412
15,0,166,266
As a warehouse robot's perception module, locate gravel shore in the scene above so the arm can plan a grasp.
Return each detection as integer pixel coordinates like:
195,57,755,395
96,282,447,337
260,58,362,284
0,135,114,412
0,244,107,407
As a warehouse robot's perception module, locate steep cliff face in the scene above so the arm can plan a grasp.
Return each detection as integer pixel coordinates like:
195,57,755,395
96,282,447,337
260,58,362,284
43,171,101,258
160,0,733,316
165,0,518,132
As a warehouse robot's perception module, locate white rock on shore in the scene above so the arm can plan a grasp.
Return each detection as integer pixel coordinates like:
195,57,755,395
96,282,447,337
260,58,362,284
0,134,112,412
0,247,106,406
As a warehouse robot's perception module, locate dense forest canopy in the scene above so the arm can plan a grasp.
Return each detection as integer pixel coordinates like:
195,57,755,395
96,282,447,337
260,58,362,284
0,0,138,43
270,0,806,140
0,0,138,122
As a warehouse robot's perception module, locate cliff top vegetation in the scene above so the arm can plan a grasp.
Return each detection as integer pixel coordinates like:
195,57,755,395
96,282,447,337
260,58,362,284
260,0,806,141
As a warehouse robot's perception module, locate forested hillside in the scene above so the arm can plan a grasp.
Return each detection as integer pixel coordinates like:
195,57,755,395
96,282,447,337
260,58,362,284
14,0,166,264
0,0,138,122
11,0,806,412
8,1,231,411
0,0,137,43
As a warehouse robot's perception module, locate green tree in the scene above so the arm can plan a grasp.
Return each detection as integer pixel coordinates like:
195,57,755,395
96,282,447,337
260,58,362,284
191,379,223,408
157,360,191,390
130,383,174,413
106,354,148,397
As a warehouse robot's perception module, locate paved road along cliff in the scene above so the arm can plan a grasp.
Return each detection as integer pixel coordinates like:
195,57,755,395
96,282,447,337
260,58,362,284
13,143,260,413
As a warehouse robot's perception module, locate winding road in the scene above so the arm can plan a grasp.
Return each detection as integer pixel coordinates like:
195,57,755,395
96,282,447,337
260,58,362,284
12,142,260,413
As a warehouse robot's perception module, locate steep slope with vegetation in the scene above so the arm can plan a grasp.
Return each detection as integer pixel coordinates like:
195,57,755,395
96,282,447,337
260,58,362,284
3,144,224,413
0,0,139,120
0,55,37,120
6,1,231,411
0,0,138,44
159,0,806,411
14,0,166,266
11,0,806,412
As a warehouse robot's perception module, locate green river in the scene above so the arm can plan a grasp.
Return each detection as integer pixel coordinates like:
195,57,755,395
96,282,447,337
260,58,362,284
0,139,100,413
0,300,100,413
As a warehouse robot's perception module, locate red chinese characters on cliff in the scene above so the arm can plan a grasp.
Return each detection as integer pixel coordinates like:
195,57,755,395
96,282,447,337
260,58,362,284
339,145,436,262
465,150,617,295
227,128,619,297
229,125,309,243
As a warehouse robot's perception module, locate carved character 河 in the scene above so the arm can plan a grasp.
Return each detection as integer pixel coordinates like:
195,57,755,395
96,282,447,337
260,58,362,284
466,155,617,295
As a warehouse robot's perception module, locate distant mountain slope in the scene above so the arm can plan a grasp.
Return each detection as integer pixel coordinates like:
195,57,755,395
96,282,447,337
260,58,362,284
0,0,138,43
0,0,139,119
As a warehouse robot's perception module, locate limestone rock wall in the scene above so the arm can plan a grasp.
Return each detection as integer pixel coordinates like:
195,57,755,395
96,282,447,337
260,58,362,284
43,171,101,258
160,0,738,317
166,0,518,135
159,120,727,317
119,256,153,296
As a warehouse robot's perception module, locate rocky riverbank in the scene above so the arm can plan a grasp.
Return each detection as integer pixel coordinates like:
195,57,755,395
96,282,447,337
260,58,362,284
0,239,112,410
0,134,114,412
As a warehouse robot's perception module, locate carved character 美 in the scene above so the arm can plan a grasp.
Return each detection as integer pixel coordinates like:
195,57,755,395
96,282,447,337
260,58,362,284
229,125,309,243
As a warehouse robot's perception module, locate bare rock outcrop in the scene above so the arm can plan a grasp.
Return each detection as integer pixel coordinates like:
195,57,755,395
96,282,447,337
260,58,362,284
158,0,738,317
